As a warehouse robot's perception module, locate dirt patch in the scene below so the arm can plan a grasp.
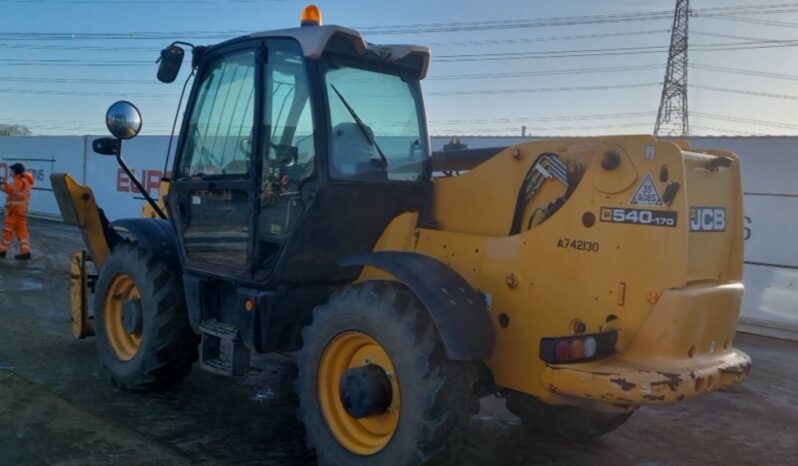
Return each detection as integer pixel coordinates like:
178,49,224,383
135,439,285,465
1,218,797,465
0,371,189,466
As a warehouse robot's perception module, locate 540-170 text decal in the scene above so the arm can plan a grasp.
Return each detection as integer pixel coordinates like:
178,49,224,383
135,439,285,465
600,207,677,227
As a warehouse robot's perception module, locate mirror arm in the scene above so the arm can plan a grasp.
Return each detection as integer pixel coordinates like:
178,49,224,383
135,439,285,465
115,142,167,219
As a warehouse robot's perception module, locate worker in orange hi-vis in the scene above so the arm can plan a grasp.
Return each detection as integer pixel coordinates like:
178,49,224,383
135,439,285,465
0,163,34,260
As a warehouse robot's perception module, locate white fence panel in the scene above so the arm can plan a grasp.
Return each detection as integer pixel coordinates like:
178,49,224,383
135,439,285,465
0,136,87,218
84,135,172,220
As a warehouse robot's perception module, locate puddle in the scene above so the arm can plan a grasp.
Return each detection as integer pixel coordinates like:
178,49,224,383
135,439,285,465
253,387,278,401
0,279,44,293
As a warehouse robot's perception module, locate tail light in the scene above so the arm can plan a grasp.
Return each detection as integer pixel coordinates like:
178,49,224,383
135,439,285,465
539,331,618,364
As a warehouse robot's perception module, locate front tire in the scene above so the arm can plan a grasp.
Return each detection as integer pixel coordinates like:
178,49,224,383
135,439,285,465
94,241,197,390
295,281,476,466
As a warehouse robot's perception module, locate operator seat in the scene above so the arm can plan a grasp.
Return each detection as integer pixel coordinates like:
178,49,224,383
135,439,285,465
330,122,387,180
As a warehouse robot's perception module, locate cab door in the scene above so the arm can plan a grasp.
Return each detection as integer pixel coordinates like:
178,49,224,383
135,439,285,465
170,43,260,279
253,39,318,279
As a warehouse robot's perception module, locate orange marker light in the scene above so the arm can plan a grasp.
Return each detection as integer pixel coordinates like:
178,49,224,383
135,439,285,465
645,291,659,304
245,299,255,312
301,5,323,26
569,339,585,360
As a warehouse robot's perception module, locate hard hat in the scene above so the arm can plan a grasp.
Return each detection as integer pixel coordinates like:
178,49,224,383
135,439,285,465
9,163,25,175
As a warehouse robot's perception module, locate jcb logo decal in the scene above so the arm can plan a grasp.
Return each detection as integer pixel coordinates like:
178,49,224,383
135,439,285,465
690,207,726,232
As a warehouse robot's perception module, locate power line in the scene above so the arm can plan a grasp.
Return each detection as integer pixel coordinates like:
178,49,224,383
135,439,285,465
692,31,794,43
2,59,794,88
688,125,761,136
433,121,655,136
428,29,672,48
430,111,656,125
690,64,798,81
691,112,798,130
0,43,161,52
0,1,794,42
430,112,656,126
357,12,674,35
360,2,798,35
3,39,793,67
0,58,151,66
691,84,798,100
9,0,287,3
697,13,798,29
0,30,672,52
0,88,176,97
433,39,798,63
428,64,663,81
426,82,659,97
0,76,154,84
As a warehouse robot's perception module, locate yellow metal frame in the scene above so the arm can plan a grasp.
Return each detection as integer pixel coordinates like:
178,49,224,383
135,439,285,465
70,250,94,339
142,179,171,218
362,135,750,410
51,173,111,267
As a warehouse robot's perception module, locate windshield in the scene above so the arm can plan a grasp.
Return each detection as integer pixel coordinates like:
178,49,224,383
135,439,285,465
325,63,429,182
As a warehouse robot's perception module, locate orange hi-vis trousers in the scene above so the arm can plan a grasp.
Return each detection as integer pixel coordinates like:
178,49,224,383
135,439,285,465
1,212,30,254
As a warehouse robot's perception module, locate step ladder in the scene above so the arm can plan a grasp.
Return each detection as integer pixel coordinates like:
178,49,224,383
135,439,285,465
199,319,250,376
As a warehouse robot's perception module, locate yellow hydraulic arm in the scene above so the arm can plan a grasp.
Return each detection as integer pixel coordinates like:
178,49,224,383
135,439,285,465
51,173,115,338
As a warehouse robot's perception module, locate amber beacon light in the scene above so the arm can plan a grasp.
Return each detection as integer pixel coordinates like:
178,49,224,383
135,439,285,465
301,5,323,26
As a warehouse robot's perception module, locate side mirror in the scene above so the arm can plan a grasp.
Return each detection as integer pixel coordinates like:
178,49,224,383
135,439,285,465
157,44,185,83
106,100,142,140
92,137,120,156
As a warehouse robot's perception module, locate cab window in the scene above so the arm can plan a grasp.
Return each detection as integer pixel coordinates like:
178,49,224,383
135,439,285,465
261,40,316,203
179,50,256,179
324,63,428,182
257,39,316,270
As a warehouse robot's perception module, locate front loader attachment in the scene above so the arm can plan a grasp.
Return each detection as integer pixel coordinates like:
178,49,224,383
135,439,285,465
70,249,94,339
51,173,115,267
51,173,118,339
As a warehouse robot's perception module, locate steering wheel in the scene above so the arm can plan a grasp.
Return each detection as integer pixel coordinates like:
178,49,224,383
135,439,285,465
408,139,422,161
239,137,252,157
269,143,298,167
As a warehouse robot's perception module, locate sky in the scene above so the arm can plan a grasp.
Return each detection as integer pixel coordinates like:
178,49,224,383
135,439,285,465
1,0,798,137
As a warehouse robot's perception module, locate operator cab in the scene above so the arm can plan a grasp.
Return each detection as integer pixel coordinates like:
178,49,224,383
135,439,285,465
159,9,432,286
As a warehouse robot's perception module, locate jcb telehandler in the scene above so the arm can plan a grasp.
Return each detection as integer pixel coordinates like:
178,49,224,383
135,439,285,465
52,5,751,465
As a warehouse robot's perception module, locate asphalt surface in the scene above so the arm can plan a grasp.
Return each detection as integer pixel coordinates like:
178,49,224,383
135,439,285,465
0,218,796,465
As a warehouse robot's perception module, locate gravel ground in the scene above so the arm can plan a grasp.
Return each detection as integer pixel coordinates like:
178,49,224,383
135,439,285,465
0,218,795,465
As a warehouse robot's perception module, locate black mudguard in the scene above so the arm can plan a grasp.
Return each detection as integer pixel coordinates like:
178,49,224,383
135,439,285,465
111,218,181,271
340,251,496,361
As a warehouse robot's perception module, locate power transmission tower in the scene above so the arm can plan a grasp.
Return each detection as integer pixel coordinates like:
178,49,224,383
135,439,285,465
654,0,690,136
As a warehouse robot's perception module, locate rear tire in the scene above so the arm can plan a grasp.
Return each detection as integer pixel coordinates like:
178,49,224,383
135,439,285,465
505,390,633,441
94,241,197,391
295,281,477,466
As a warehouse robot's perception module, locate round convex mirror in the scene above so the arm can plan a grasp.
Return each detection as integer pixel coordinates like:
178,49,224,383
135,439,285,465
105,100,142,140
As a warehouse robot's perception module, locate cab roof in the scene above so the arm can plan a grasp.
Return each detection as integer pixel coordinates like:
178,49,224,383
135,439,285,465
246,25,431,79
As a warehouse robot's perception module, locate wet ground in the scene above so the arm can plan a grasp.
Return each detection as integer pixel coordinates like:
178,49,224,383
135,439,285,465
0,218,796,465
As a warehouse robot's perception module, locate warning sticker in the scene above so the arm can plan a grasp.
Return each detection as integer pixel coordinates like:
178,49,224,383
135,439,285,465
629,172,663,205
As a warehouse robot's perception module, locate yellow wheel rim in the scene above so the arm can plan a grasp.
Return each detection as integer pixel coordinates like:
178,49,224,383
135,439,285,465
318,331,401,455
103,273,143,361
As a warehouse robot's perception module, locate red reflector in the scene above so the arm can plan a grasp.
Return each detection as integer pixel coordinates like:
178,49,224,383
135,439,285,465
555,341,571,362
